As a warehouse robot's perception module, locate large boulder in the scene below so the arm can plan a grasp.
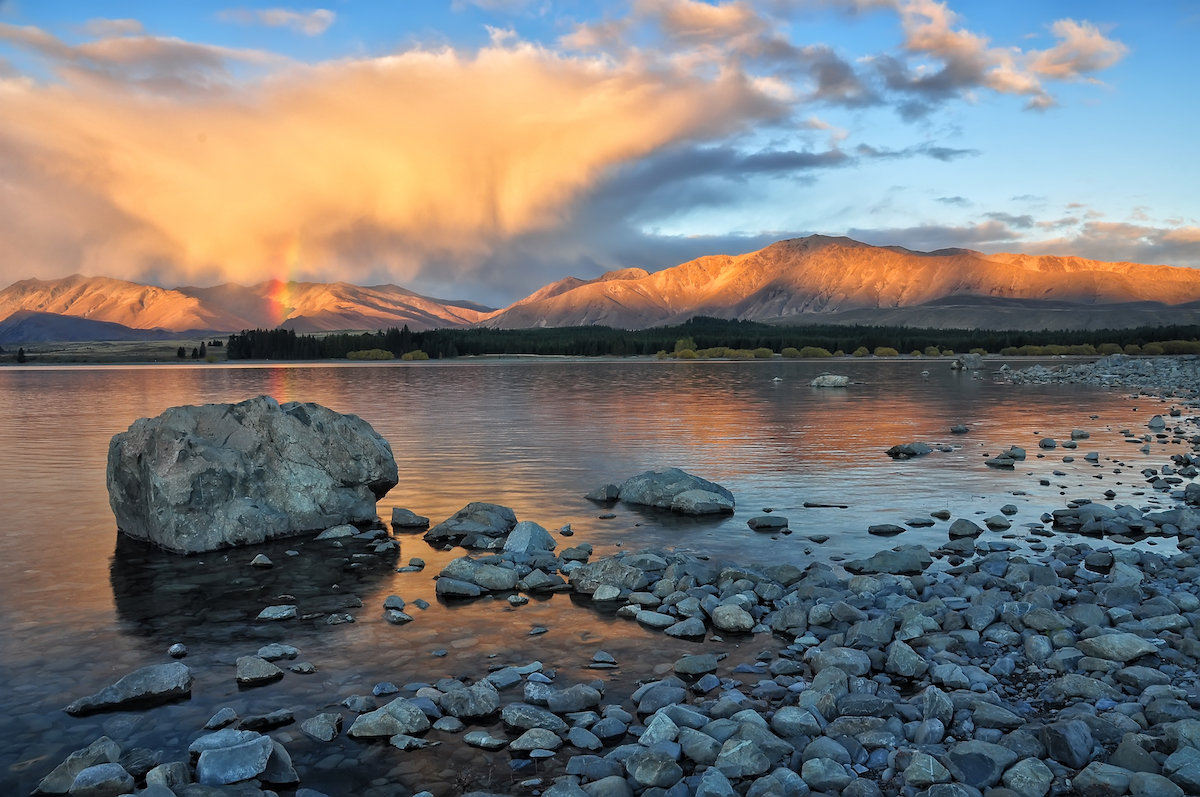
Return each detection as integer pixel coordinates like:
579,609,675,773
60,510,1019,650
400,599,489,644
107,396,398,554
618,468,735,514
951,353,985,371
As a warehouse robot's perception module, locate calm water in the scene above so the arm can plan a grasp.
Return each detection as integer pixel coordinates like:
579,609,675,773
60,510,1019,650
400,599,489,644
0,358,1182,794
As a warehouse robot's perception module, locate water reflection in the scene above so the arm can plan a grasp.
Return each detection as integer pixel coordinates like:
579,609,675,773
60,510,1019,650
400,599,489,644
109,532,399,644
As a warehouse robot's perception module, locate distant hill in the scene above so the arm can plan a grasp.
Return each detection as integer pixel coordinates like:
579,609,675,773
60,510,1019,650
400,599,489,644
0,310,175,343
480,235,1200,330
0,276,495,336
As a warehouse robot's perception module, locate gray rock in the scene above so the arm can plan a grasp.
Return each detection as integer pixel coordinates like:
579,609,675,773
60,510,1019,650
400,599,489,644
37,737,122,795
1074,762,1132,797
313,524,356,539
391,507,430,527
674,655,718,676
256,605,296,621
548,684,602,714
952,353,985,370
432,716,465,732
671,489,735,515
195,735,273,786
261,741,298,785
715,739,770,779
617,468,735,512
435,577,482,597
903,752,951,788
747,515,788,530
1076,632,1157,662
886,640,927,677
949,518,983,538
1039,720,1094,769
868,524,906,537
570,558,649,594
144,762,190,790
695,766,737,797
68,763,134,797
503,702,569,733
472,564,520,591
168,643,188,658
665,617,707,637
568,726,603,750
1163,745,1200,793
585,484,621,502
711,605,754,633
107,396,397,553
844,546,931,575
886,442,933,459
627,751,683,788
347,697,432,738
205,708,238,730
234,656,283,685
256,643,298,661
300,713,342,742
504,521,557,553
944,740,1018,789
424,502,517,545
637,610,676,629
584,775,634,797
509,728,563,752
1002,757,1053,797
812,647,871,676
464,731,509,751
810,374,851,387
441,680,500,718
65,663,193,716
1129,772,1184,797
801,758,852,792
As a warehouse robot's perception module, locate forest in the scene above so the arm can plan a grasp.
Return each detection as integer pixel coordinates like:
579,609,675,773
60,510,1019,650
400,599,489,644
223,317,1200,360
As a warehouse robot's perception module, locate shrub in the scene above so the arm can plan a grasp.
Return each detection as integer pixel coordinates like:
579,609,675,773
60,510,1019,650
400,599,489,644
726,349,754,359
348,349,395,360
753,347,774,359
1097,343,1122,355
1160,340,1200,354
942,349,954,356
910,350,923,357
999,347,1019,356
852,346,869,357
400,350,430,361
1123,344,1142,355
833,350,844,356
205,354,218,363
1143,343,1165,355
676,349,698,359
781,347,801,358
674,337,697,354
924,346,940,356
697,347,729,358
656,350,669,359
1067,344,1097,356
798,346,833,358
969,348,987,355
874,347,899,357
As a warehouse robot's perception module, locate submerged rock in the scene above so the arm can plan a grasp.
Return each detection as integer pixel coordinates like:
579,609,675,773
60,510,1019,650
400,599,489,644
65,663,193,716
36,737,122,794
886,442,933,459
809,374,850,387
424,502,518,547
106,396,398,554
391,508,430,528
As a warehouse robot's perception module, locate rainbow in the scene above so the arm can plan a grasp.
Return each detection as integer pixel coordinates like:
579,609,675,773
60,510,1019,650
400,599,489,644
266,237,302,327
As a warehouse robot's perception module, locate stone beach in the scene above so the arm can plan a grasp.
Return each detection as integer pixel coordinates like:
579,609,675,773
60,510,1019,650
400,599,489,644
13,360,1200,797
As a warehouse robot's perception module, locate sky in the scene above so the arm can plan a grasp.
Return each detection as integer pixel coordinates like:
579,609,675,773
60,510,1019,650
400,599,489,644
0,0,1197,305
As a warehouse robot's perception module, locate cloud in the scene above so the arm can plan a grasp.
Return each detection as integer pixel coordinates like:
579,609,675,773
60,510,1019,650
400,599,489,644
984,211,1034,229
82,19,145,38
218,8,336,36
0,26,789,290
1024,221,1200,266
877,0,1128,113
936,195,969,206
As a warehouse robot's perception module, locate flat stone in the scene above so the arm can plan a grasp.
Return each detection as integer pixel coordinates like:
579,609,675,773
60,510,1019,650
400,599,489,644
68,763,134,797
347,697,432,738
1039,720,1094,769
235,656,283,685
37,737,122,795
65,663,193,716
300,713,342,742
674,655,718,676
463,731,509,751
256,605,296,621
1002,758,1054,797
1076,632,1157,662
945,740,1018,789
195,735,273,786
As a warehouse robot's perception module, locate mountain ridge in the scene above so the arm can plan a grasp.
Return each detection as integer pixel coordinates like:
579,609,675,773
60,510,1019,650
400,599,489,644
5,235,1200,337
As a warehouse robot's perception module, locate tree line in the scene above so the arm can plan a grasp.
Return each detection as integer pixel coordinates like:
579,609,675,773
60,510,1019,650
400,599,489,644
222,318,1200,361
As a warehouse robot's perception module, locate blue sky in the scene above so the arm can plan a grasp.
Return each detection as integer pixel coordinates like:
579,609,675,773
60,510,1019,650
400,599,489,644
0,0,1197,303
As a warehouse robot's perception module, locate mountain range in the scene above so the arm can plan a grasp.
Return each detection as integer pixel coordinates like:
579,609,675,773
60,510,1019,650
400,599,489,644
5,235,1200,342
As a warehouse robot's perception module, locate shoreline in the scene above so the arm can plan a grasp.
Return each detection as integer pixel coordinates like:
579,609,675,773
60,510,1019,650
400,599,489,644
24,400,1200,797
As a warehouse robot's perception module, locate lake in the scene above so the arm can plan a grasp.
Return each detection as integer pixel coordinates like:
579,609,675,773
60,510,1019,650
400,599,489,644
0,358,1179,794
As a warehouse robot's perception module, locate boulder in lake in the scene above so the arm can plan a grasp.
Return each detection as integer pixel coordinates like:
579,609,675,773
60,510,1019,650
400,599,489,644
65,662,193,716
809,374,850,387
391,508,429,528
107,396,398,554
886,443,932,459
424,502,518,548
950,353,984,371
617,468,735,514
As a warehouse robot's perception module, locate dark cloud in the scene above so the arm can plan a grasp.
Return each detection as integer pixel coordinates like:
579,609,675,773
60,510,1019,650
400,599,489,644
855,142,979,161
936,196,970,206
985,212,1035,229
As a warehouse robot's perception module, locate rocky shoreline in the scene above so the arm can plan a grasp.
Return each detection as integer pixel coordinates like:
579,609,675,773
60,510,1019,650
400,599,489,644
37,464,1200,797
30,390,1200,797
1000,355,1200,400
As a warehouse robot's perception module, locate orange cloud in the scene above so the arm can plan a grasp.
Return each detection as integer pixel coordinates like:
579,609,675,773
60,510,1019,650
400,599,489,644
0,28,783,286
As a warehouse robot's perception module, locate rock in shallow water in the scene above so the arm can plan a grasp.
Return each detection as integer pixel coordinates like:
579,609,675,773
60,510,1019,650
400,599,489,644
616,468,735,514
65,663,193,716
106,396,398,554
